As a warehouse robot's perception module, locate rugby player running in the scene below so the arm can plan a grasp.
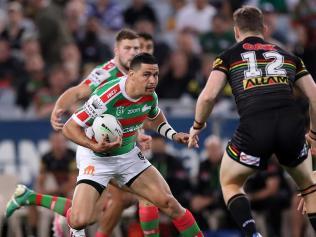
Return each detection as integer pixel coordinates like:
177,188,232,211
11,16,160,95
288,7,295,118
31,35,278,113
5,30,161,237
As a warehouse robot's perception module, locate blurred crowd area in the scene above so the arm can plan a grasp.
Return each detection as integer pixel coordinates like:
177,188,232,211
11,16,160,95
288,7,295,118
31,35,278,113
1,0,316,236
0,0,315,119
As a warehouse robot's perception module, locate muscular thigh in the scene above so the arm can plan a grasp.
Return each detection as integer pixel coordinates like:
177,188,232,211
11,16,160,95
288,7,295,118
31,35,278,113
72,183,100,215
128,166,172,203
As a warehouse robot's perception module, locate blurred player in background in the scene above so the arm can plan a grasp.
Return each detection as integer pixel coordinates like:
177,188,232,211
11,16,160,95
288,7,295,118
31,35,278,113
188,5,316,237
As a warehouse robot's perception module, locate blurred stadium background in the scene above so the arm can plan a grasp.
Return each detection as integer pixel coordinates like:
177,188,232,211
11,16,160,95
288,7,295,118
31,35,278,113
0,0,315,236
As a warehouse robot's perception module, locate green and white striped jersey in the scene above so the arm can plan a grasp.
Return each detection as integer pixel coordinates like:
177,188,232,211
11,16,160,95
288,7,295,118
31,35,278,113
83,59,125,91
73,76,160,156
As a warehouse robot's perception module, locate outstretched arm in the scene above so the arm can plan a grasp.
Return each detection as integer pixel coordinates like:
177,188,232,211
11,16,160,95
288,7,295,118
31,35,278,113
146,111,189,144
188,70,227,148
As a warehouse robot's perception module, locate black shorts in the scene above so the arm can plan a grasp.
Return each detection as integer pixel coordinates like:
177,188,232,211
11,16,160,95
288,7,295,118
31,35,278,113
226,107,309,169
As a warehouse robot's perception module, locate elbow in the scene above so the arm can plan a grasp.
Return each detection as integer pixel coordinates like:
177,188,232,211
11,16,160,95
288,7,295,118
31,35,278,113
62,123,71,139
200,93,216,105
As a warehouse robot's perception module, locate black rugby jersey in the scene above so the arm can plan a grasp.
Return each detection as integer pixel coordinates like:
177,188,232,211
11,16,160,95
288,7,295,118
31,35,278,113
213,36,309,117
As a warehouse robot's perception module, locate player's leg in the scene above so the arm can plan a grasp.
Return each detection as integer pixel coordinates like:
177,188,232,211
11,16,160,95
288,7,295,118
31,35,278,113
68,183,101,229
282,154,316,231
128,166,203,237
96,184,136,237
138,197,160,237
220,151,259,237
5,184,72,218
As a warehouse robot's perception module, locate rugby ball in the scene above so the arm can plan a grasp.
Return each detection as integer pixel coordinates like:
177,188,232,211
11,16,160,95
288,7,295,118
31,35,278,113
92,114,123,142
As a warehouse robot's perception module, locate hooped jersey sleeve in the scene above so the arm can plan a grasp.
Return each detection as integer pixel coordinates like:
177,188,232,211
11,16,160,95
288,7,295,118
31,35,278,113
147,92,160,119
72,80,120,127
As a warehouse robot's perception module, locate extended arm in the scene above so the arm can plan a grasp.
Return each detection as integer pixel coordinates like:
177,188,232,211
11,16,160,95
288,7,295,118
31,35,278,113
188,70,227,148
146,110,189,144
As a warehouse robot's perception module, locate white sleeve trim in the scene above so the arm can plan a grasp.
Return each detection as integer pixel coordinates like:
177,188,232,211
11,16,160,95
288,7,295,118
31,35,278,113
71,114,88,128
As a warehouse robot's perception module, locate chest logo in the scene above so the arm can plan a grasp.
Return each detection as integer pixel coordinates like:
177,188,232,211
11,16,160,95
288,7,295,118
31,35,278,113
142,104,151,113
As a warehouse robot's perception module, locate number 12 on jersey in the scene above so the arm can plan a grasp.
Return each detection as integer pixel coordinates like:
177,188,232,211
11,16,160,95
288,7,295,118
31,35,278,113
241,51,286,79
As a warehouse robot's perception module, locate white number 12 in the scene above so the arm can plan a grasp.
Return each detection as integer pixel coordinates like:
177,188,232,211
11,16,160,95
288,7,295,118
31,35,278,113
241,51,286,79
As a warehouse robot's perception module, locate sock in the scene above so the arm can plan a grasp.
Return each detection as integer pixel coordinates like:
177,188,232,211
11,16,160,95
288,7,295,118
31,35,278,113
139,205,160,236
28,192,72,216
172,209,203,237
95,231,110,237
307,213,316,231
227,194,257,237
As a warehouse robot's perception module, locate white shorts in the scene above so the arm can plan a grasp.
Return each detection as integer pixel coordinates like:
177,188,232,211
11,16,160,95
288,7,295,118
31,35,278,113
76,145,151,188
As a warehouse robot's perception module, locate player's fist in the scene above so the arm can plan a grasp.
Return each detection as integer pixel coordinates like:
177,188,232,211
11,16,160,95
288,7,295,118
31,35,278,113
51,108,64,131
173,132,189,144
90,136,122,153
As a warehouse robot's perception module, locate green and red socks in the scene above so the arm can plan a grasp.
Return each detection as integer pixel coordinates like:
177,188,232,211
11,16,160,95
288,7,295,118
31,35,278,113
139,205,160,236
28,192,72,217
172,209,203,237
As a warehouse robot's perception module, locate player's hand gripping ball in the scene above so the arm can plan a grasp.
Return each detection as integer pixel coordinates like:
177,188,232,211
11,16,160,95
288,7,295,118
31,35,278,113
92,114,123,142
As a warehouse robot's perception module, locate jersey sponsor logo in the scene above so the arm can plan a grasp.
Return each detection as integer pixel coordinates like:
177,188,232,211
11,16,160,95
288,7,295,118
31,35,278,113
240,152,260,166
243,76,288,90
102,61,115,70
128,108,141,114
243,43,276,51
89,68,111,85
142,104,151,113
123,124,143,133
107,88,118,99
84,165,95,175
84,95,106,118
116,106,125,116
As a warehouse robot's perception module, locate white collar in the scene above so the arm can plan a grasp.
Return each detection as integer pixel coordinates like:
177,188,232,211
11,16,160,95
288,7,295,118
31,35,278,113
119,76,141,102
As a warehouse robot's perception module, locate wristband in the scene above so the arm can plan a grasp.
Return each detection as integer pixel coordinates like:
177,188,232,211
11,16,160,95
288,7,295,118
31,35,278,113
157,122,177,140
193,119,206,130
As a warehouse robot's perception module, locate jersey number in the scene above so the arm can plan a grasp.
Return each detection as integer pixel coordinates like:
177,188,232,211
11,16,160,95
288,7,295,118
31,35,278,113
241,51,286,79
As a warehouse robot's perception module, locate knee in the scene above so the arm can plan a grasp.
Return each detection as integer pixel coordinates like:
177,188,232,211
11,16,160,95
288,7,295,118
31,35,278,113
155,194,181,212
121,193,137,208
69,208,94,229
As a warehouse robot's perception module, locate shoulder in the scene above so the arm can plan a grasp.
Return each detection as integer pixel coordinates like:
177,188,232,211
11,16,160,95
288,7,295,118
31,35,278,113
100,60,117,71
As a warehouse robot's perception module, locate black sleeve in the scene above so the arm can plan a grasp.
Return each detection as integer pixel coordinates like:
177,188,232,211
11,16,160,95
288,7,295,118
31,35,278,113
212,51,230,76
295,56,310,82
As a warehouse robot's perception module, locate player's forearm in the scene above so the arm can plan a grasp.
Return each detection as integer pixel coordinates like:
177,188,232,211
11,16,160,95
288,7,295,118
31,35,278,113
194,90,215,126
148,111,178,140
309,102,316,133
63,119,95,150
54,85,91,112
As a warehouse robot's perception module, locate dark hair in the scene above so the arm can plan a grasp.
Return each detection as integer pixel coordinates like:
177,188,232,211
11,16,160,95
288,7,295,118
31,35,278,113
138,32,153,41
115,29,139,42
233,6,264,34
130,53,157,70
